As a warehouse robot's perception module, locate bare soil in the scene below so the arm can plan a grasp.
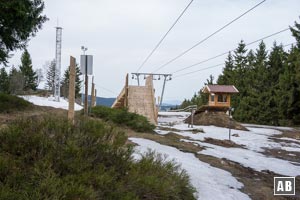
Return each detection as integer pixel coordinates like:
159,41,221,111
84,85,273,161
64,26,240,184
185,110,248,131
126,128,300,200
204,137,245,148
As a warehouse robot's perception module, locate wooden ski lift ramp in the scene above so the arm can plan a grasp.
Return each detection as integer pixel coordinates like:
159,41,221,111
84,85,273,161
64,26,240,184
112,74,158,125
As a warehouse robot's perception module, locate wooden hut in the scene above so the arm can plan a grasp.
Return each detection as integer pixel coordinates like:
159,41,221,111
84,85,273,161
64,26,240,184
202,85,239,108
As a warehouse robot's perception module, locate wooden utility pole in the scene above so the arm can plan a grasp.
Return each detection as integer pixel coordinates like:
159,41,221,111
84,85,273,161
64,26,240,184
68,56,76,123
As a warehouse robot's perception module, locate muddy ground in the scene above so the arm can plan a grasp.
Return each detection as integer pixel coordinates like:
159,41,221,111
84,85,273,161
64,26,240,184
128,128,300,200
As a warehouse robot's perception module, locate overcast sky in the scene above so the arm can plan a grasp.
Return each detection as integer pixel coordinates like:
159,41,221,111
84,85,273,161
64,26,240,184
7,0,300,103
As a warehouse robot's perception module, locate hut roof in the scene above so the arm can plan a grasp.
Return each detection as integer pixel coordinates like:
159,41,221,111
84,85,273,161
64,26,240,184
203,85,239,94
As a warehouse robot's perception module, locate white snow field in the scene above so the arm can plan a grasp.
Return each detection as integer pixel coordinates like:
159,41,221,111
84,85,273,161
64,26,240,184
131,112,300,199
130,138,250,200
20,95,83,111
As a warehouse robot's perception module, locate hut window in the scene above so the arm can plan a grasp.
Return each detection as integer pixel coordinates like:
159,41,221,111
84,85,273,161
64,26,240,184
211,94,215,102
217,94,227,102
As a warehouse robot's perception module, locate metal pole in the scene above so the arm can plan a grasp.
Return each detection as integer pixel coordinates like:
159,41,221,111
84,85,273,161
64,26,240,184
191,109,194,128
159,75,167,110
84,55,88,116
137,74,140,86
229,109,231,141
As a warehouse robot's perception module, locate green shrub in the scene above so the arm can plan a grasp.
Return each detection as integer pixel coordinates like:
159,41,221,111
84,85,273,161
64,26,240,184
91,106,155,132
0,93,32,113
0,115,196,200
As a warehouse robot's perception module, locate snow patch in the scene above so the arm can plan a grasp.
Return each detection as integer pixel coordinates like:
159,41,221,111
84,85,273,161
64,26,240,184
182,139,300,177
20,95,83,111
130,137,250,200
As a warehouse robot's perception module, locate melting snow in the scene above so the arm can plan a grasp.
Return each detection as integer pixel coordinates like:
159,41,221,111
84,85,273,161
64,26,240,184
130,137,250,200
20,95,83,111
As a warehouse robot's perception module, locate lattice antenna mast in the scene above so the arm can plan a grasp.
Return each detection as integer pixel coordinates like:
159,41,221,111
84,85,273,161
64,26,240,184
54,27,62,101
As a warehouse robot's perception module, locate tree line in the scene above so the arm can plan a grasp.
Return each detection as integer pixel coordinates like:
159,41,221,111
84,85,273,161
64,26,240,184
0,49,82,99
180,20,300,126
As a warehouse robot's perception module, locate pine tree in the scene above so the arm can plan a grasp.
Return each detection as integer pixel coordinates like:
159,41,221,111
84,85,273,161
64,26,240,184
9,67,25,94
45,60,56,94
218,52,234,85
0,0,47,64
0,68,9,93
61,64,82,99
290,18,300,49
19,49,38,91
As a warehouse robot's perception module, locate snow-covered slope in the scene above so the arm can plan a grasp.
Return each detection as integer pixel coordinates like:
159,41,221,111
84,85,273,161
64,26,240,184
20,95,83,111
132,111,300,200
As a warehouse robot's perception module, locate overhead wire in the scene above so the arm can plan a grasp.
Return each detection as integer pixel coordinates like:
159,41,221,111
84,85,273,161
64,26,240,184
172,26,294,74
94,84,118,96
173,42,296,79
152,0,267,73
136,0,194,73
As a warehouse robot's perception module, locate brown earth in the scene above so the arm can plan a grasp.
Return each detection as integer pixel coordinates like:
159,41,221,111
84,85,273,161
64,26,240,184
203,137,245,148
185,110,248,131
128,129,300,200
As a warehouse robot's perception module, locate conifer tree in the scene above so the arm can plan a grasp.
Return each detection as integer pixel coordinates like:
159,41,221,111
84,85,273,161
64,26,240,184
61,64,82,99
45,60,56,94
218,52,234,85
19,49,38,91
0,68,9,93
9,67,25,94
0,0,47,64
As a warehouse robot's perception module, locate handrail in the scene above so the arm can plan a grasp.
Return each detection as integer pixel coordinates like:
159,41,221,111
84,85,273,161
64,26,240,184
111,86,126,108
167,105,197,112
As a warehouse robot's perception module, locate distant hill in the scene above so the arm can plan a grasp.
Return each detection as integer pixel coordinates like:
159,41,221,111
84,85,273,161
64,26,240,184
85,96,181,109
96,97,116,107
84,95,115,107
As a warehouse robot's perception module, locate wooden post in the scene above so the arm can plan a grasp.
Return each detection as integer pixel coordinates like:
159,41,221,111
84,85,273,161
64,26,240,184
94,89,97,106
125,73,129,107
68,56,76,123
91,76,95,107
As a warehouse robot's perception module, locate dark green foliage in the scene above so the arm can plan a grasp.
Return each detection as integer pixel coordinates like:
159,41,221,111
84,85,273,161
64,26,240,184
19,49,38,91
0,93,32,113
0,68,9,93
45,59,56,94
8,67,25,95
126,151,196,200
61,64,82,99
0,115,195,199
0,0,48,64
182,18,300,126
91,106,156,132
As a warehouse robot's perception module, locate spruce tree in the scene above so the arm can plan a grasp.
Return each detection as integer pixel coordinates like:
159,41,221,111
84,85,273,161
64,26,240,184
61,64,82,99
45,60,56,94
9,67,25,94
19,49,38,91
0,68,9,93
0,0,47,64
218,52,234,85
